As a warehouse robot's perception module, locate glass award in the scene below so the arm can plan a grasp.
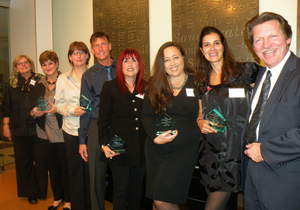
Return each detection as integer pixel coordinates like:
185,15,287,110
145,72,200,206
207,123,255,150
37,97,50,111
205,108,227,133
155,113,176,136
107,134,126,154
80,94,92,112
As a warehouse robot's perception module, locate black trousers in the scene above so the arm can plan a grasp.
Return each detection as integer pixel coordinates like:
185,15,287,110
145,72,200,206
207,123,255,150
63,131,90,210
35,138,49,199
110,163,145,210
48,142,70,202
13,136,38,198
87,119,107,210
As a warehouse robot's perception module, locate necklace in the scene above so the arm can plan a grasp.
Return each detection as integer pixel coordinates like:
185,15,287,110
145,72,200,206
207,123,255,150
46,72,60,85
170,74,188,90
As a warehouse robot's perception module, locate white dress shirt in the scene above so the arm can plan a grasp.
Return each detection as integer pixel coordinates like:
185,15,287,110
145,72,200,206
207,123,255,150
250,51,291,139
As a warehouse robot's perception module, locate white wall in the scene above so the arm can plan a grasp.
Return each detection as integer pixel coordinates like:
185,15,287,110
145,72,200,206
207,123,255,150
9,0,37,70
149,0,172,71
35,0,53,73
259,0,297,52
52,0,93,72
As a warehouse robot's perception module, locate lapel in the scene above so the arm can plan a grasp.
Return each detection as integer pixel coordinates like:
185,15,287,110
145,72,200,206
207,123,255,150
259,53,298,135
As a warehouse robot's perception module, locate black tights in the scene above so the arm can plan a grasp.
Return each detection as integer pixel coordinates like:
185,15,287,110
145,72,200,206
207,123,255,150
205,191,231,210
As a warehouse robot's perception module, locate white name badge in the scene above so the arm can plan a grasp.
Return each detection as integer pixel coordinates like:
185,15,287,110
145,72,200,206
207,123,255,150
185,88,195,97
229,88,245,98
135,94,144,99
30,79,36,86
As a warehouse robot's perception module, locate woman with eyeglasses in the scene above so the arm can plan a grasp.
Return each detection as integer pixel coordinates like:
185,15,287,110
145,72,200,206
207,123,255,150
2,55,44,204
54,41,91,210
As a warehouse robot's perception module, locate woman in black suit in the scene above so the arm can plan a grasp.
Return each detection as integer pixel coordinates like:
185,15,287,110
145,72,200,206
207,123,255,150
2,55,43,204
99,48,146,210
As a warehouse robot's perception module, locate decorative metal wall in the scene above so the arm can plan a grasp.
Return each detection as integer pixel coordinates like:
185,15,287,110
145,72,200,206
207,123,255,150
172,0,258,68
93,0,150,76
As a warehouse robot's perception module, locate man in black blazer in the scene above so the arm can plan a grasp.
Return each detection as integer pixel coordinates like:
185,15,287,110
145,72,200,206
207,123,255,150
244,12,300,210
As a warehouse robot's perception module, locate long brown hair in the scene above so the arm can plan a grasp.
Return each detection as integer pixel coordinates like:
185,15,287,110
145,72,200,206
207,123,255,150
195,26,239,91
147,41,193,113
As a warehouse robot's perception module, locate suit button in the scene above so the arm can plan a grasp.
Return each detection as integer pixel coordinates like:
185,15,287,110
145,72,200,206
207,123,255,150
135,117,139,121
134,108,138,112
132,99,136,103
135,127,139,130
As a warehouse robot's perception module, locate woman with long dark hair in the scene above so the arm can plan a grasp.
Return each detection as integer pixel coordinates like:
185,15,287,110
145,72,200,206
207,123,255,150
196,26,258,210
99,48,146,210
142,42,201,210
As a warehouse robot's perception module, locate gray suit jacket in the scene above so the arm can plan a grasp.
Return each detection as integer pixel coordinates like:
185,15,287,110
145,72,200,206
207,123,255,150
253,52,300,169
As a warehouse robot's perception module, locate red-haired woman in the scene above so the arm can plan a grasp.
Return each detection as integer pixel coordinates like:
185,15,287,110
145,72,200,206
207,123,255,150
99,48,146,210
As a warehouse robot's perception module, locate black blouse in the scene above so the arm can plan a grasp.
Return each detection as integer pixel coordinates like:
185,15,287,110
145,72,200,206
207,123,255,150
2,73,43,136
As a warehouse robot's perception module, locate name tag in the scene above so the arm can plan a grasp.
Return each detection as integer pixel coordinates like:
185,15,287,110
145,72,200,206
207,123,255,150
185,88,195,97
135,94,144,99
229,88,245,98
30,79,36,86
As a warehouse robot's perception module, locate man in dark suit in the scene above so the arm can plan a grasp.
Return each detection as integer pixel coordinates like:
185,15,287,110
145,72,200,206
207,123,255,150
244,12,300,210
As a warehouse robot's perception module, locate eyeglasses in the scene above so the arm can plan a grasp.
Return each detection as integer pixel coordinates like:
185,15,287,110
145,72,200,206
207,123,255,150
72,50,86,56
16,61,30,66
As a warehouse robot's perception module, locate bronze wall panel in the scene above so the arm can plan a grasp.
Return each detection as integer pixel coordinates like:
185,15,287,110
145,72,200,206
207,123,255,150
93,0,150,76
172,0,258,68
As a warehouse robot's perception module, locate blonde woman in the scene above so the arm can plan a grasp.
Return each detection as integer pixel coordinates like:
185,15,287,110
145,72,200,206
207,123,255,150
2,55,43,204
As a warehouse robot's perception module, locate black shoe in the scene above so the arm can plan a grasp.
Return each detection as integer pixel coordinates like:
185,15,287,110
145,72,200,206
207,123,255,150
28,197,38,204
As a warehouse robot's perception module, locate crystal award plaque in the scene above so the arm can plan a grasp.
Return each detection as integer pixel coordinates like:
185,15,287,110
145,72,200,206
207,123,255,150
155,113,176,136
80,94,92,112
107,134,126,154
206,108,227,133
37,97,50,111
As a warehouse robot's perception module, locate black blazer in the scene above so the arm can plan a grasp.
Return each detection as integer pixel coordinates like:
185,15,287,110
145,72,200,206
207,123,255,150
251,52,300,169
98,79,146,166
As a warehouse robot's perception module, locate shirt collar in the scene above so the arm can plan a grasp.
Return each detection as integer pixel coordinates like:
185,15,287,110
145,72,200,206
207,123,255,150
266,50,291,73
